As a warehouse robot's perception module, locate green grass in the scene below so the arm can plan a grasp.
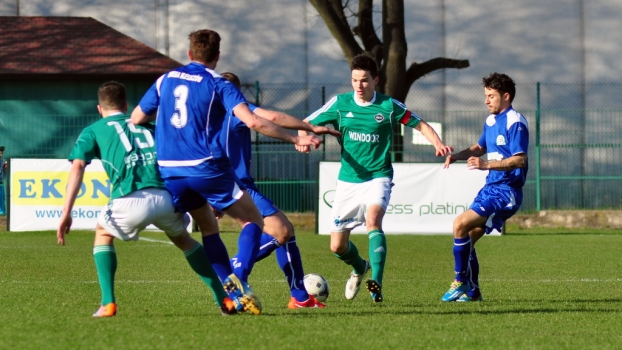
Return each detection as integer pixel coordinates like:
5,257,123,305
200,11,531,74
1,227,622,349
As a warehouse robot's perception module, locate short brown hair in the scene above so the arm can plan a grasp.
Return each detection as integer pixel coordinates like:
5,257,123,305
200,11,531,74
98,81,126,110
221,72,241,89
189,29,220,63
351,54,379,78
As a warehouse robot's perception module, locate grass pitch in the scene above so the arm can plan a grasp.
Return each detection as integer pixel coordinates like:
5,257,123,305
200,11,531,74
1,225,622,349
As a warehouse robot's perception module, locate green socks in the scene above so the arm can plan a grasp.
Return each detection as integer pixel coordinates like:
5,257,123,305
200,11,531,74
93,245,117,305
368,229,387,285
335,241,367,274
184,243,228,306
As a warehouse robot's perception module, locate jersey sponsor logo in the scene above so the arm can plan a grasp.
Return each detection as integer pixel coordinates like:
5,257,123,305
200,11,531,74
345,112,354,118
487,152,504,161
348,131,380,143
374,114,385,123
333,216,355,225
12,171,110,206
496,135,506,145
167,71,204,83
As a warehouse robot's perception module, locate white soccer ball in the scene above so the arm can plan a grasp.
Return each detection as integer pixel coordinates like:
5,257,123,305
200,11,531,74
303,273,330,302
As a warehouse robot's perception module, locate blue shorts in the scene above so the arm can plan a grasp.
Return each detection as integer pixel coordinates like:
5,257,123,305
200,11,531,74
245,186,279,218
206,181,279,218
469,185,522,234
164,172,243,212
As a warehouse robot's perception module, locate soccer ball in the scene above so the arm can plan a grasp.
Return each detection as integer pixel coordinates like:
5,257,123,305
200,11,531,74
303,273,330,302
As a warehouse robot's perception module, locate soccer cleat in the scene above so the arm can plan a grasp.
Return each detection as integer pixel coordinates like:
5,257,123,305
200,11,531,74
287,295,326,309
92,302,117,317
220,297,238,316
441,280,470,302
365,279,383,303
223,274,262,315
456,292,484,302
345,260,370,300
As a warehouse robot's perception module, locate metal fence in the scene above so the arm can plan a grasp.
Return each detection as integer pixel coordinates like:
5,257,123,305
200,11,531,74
1,82,622,212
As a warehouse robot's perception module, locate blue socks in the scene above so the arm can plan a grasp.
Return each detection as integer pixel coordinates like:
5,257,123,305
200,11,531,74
467,248,480,296
232,223,262,281
453,237,471,282
254,233,282,262
201,233,232,281
276,236,308,302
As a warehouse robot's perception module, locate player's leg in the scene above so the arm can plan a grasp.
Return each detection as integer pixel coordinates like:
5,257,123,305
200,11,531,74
442,209,487,301
92,225,117,317
365,204,386,303
239,187,286,263
150,188,235,315
457,227,486,302
331,229,369,300
221,191,264,282
92,194,152,317
164,176,234,282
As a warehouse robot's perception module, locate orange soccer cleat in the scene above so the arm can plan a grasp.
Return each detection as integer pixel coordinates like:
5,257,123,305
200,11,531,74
92,302,117,317
288,295,326,309
220,297,238,316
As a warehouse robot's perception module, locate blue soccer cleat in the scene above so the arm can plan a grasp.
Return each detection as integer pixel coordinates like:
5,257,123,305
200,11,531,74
441,280,470,302
365,279,383,303
456,290,483,302
223,274,262,315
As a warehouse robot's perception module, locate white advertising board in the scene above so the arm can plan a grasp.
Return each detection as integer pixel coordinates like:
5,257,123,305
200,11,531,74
8,159,191,232
317,162,501,235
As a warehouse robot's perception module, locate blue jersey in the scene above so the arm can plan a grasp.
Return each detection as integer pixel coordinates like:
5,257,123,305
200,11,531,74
222,103,258,189
477,106,529,189
138,62,247,178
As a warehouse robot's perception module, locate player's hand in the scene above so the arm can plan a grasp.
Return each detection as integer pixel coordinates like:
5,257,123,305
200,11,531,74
210,205,224,220
467,156,486,170
57,215,72,245
311,125,341,137
443,154,456,169
435,145,453,157
295,144,311,153
295,135,321,149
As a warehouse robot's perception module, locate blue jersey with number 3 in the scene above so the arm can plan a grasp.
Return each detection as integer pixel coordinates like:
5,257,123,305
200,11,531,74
477,106,529,188
138,62,248,178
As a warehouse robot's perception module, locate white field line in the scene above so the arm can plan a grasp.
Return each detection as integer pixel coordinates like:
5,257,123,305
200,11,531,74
139,237,174,245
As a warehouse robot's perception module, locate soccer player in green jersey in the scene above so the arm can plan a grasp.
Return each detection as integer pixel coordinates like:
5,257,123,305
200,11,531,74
56,82,236,317
297,54,453,302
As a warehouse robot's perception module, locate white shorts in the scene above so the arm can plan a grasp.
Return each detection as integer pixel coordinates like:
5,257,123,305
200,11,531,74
98,188,190,241
330,177,393,232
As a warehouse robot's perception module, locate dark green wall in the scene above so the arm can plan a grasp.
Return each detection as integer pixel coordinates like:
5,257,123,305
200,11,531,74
0,77,155,159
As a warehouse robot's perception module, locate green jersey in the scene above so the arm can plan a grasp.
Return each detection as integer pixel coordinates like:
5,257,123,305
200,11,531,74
307,92,421,183
69,113,163,199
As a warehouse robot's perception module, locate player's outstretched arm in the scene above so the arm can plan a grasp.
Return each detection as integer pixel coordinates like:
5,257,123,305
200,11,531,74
57,160,87,245
415,120,453,156
466,153,527,171
130,106,156,125
443,144,486,169
234,104,321,148
253,108,341,137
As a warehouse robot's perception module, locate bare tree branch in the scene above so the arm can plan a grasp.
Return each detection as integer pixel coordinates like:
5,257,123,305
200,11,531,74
352,0,382,64
405,58,470,87
309,0,363,62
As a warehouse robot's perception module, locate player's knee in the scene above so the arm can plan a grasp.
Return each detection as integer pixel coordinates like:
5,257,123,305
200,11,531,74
330,241,347,255
453,216,471,238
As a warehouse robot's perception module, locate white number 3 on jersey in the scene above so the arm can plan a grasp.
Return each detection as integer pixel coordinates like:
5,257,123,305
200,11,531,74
170,85,189,128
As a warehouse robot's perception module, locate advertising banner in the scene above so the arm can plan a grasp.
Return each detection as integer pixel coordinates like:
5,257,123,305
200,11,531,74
8,159,191,232
318,162,501,235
